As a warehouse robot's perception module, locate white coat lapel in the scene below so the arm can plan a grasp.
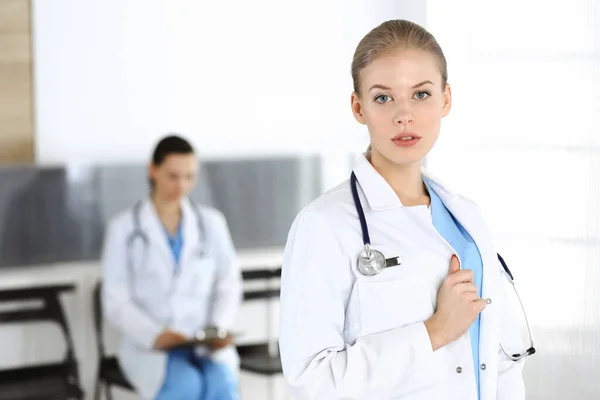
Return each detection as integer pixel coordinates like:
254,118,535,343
178,198,202,270
430,186,501,298
425,177,502,399
140,199,176,268
422,172,499,290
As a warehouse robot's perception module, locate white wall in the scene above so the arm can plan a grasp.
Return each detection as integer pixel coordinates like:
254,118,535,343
31,0,424,166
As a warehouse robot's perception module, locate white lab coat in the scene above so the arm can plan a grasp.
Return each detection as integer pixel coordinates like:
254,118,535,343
101,197,242,400
279,154,527,400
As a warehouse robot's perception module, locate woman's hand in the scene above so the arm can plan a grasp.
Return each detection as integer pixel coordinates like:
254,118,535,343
153,329,188,350
424,254,487,351
207,333,234,350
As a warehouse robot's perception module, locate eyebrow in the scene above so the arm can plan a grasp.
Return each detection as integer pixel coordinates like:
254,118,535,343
368,80,435,91
412,80,434,88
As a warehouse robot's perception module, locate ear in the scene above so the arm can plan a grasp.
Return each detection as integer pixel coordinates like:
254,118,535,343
441,83,452,117
351,92,367,125
148,162,156,181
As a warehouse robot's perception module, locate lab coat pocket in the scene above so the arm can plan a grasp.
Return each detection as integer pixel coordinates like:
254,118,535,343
182,257,217,297
358,277,434,337
130,259,168,298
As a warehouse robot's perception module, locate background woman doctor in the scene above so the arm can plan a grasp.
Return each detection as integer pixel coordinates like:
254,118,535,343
279,20,527,400
101,135,242,400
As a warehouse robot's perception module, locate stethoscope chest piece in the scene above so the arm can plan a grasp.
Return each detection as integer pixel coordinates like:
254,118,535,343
357,246,386,276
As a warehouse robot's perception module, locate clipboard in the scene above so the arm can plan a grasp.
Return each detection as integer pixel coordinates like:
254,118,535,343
172,331,243,349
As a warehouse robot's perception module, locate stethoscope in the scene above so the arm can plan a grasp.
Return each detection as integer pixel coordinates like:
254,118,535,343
350,172,536,360
125,200,209,272
350,172,402,276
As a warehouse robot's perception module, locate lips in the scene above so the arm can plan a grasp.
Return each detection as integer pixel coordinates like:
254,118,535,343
392,133,421,141
391,133,421,148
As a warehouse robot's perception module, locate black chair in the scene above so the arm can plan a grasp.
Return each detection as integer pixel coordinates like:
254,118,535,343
92,282,134,400
236,267,283,399
0,284,84,400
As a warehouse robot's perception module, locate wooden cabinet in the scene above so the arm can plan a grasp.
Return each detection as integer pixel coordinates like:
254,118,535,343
0,0,34,164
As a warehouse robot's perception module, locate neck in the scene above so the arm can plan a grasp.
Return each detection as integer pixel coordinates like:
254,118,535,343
369,150,430,207
151,193,181,218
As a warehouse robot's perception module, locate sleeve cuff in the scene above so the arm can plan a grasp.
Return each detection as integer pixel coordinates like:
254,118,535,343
137,323,165,350
388,322,447,392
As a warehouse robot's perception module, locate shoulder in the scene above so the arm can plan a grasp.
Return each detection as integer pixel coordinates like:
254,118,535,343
101,203,141,247
105,204,138,233
300,178,353,217
189,201,226,224
186,201,232,238
287,178,356,243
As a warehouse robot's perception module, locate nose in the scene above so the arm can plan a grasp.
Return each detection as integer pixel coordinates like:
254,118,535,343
176,178,192,195
394,102,414,126
174,181,185,195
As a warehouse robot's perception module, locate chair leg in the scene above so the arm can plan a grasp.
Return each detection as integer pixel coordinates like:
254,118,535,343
268,376,275,400
94,379,101,400
104,383,114,400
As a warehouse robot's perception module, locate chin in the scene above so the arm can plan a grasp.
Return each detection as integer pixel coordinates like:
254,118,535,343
381,149,427,167
391,157,425,168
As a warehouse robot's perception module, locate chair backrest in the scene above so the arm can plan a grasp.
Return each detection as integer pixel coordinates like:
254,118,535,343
92,281,106,357
239,267,282,362
241,267,281,301
0,284,77,362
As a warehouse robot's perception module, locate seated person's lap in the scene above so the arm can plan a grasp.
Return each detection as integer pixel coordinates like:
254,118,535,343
156,348,239,400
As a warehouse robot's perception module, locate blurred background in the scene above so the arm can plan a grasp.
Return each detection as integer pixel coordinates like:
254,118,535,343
0,0,598,399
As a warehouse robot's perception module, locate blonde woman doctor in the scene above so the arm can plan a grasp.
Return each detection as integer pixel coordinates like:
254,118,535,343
101,135,242,400
279,20,532,400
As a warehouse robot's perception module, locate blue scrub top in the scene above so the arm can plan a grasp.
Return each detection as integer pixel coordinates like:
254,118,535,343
164,221,184,272
426,182,483,399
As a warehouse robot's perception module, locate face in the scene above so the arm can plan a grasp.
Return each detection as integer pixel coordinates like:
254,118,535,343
149,153,198,202
351,48,452,167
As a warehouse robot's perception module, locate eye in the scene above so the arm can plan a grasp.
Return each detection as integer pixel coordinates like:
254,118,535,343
374,94,393,104
414,91,431,100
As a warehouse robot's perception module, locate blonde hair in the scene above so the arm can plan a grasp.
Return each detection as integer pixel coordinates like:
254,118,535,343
351,19,448,95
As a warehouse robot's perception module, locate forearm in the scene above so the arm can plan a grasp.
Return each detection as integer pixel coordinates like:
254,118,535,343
281,322,449,400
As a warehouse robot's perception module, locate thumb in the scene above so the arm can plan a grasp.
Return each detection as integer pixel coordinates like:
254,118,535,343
448,254,460,275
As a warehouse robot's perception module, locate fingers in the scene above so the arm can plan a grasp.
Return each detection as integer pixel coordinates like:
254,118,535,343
459,293,487,314
448,254,460,275
455,282,478,293
472,298,487,313
447,269,475,285
209,338,233,350
462,291,481,302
